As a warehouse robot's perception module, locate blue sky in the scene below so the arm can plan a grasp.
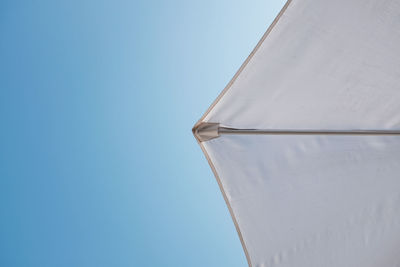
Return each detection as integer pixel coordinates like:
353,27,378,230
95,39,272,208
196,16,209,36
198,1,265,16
0,1,285,266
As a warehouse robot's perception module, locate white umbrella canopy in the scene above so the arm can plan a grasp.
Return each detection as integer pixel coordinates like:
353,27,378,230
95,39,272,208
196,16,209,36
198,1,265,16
193,0,400,266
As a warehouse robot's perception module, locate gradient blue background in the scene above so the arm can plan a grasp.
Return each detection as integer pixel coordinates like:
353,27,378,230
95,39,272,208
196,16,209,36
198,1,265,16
0,1,285,266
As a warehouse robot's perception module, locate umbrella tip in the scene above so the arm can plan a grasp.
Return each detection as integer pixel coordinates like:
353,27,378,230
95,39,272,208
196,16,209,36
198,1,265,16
192,122,220,142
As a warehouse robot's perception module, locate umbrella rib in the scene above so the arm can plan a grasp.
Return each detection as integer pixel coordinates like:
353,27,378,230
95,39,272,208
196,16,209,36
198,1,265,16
218,127,400,136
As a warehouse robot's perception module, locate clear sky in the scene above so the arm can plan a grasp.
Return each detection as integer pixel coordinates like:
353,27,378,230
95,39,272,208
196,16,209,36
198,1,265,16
0,1,285,266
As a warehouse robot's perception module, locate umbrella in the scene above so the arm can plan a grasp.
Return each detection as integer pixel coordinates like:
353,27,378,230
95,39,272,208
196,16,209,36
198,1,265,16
193,0,400,266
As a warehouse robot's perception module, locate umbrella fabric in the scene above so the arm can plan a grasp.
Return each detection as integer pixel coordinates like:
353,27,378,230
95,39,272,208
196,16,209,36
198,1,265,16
194,0,400,266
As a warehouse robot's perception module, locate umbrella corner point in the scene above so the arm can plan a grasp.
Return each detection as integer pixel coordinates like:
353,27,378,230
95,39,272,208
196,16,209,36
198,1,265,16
192,122,220,142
